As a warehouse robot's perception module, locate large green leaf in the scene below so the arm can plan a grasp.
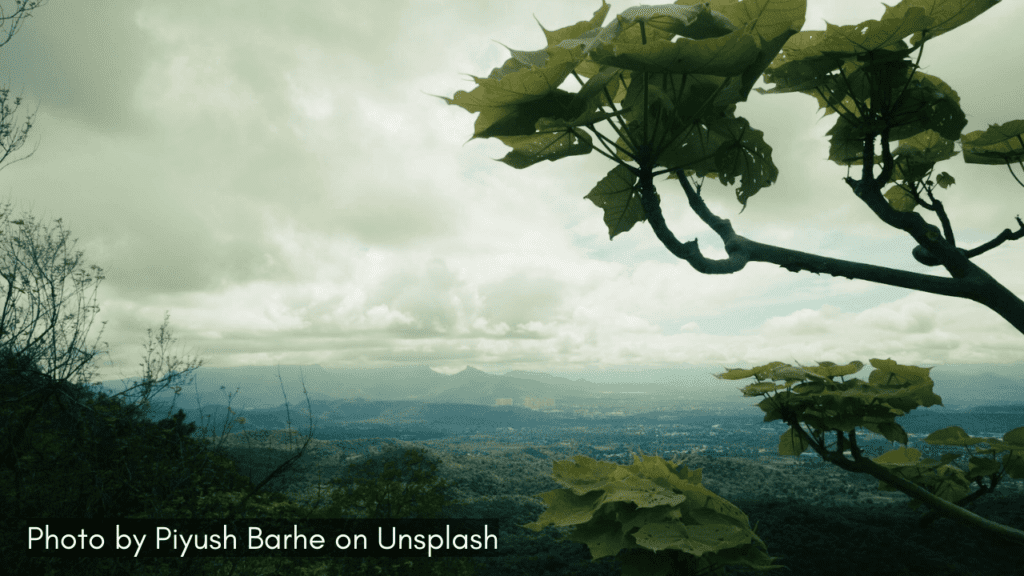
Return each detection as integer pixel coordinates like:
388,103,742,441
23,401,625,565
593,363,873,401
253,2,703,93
759,31,845,95
660,114,778,206
962,120,1024,165
893,130,957,165
884,185,918,212
823,9,932,53
758,0,1000,129
552,3,733,57
706,0,807,97
881,0,1003,46
495,127,595,169
706,115,778,206
435,44,587,139
892,129,958,182
439,0,804,229
816,71,964,168
536,0,611,49
824,114,870,165
585,164,643,239
572,65,629,110
443,0,804,141
764,0,1000,89
589,26,761,76
760,24,920,97
887,71,966,141
658,123,723,178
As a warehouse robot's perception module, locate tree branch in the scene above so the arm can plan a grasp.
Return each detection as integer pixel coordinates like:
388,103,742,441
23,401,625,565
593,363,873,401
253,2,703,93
0,1,44,49
643,171,979,296
925,187,956,246
633,169,1024,333
963,215,1024,259
636,176,747,274
777,410,1024,547
844,172,976,278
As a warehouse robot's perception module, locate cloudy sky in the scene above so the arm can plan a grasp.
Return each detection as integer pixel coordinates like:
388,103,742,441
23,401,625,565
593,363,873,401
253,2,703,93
1,0,1023,385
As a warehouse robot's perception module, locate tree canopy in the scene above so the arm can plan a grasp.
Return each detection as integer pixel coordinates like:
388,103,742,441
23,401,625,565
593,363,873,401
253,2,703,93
435,0,1024,335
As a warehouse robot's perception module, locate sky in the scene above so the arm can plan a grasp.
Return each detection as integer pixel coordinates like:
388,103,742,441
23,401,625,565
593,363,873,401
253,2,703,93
1,0,1023,387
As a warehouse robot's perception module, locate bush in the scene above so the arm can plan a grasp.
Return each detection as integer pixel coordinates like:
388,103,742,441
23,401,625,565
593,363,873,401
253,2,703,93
295,445,479,576
0,347,258,575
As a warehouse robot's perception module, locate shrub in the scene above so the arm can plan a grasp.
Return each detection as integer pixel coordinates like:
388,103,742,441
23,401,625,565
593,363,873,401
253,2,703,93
0,348,256,575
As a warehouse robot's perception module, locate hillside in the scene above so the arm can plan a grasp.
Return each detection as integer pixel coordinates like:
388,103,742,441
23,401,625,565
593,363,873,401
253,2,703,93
205,430,1024,576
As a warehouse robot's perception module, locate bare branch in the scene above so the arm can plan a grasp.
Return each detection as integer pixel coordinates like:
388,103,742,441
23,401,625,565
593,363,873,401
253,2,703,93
0,0,44,49
963,215,1024,259
0,207,108,387
0,1,45,172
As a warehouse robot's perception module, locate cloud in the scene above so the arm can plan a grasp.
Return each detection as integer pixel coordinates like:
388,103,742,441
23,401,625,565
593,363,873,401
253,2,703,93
0,0,1021,383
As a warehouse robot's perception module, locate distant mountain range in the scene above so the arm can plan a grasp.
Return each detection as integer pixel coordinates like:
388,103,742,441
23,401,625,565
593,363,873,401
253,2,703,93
93,362,1024,414
95,364,644,412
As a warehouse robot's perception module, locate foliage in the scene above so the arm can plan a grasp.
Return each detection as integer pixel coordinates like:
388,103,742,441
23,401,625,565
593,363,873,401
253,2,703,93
0,203,107,387
0,202,477,576
436,0,1024,334
439,0,1024,568
716,358,1024,545
522,450,782,575
306,445,455,519
0,206,324,575
297,445,480,576
0,346,255,575
432,0,804,233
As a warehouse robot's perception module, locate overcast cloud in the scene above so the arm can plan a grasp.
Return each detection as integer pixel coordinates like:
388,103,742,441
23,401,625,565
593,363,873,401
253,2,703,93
1,0,1022,384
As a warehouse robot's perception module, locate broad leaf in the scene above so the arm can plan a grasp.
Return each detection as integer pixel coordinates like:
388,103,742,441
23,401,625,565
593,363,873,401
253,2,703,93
663,115,778,207
707,0,808,94
778,427,808,456
817,8,932,54
881,0,1003,47
585,164,643,239
924,426,988,447
962,120,1024,165
440,0,805,236
758,0,987,155
759,30,846,95
802,360,864,379
659,123,723,179
434,44,587,139
935,171,955,188
892,130,958,182
536,0,611,49
495,128,594,169
888,71,966,141
589,25,761,76
884,185,918,212
572,65,629,110
825,114,871,165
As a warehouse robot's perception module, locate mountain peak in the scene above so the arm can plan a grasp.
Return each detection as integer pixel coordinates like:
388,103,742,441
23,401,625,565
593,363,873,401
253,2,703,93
453,366,489,377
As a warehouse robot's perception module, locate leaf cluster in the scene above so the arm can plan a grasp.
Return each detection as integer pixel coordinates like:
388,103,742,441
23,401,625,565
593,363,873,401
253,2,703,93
523,450,784,575
717,358,1024,544
433,0,807,238
437,1,1024,297
758,0,1013,214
